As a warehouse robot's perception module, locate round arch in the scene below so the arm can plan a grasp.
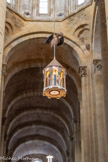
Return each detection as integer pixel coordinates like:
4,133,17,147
3,32,86,65
4,61,81,100
10,138,64,162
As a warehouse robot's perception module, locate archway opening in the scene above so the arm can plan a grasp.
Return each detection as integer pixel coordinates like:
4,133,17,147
3,37,81,162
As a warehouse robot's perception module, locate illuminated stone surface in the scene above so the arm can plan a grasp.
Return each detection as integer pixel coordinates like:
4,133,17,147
0,1,108,162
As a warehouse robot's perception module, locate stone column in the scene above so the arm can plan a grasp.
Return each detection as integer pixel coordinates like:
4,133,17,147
79,66,89,162
0,0,6,56
98,0,108,149
74,123,81,162
32,0,36,18
69,137,74,162
0,64,7,161
0,0,7,158
14,0,19,12
93,60,108,162
79,65,96,162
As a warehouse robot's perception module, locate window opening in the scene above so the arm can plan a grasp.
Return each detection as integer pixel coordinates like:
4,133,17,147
39,0,48,14
78,0,85,5
7,0,11,4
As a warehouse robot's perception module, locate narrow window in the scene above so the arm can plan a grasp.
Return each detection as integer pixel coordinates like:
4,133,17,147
12,0,16,8
7,0,11,4
78,0,85,5
39,0,48,14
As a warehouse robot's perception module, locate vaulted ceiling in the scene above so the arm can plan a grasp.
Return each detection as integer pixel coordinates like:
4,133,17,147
3,38,80,162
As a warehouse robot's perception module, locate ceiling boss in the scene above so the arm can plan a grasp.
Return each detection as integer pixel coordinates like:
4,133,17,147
43,1,67,99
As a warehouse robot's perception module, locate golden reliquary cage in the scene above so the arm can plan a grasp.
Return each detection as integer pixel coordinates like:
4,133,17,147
43,58,67,99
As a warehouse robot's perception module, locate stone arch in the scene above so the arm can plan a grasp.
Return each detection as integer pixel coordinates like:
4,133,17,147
4,61,81,99
97,0,108,146
7,124,67,151
9,137,65,162
5,91,74,122
6,107,71,137
3,32,87,65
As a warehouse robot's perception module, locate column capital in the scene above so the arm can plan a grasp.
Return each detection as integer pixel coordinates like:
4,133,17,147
79,66,87,77
93,60,102,73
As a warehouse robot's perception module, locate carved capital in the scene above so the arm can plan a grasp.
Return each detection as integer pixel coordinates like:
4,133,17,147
2,64,7,76
93,60,102,73
79,66,87,77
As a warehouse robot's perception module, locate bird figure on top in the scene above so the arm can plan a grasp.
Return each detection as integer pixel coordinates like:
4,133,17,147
45,32,64,48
